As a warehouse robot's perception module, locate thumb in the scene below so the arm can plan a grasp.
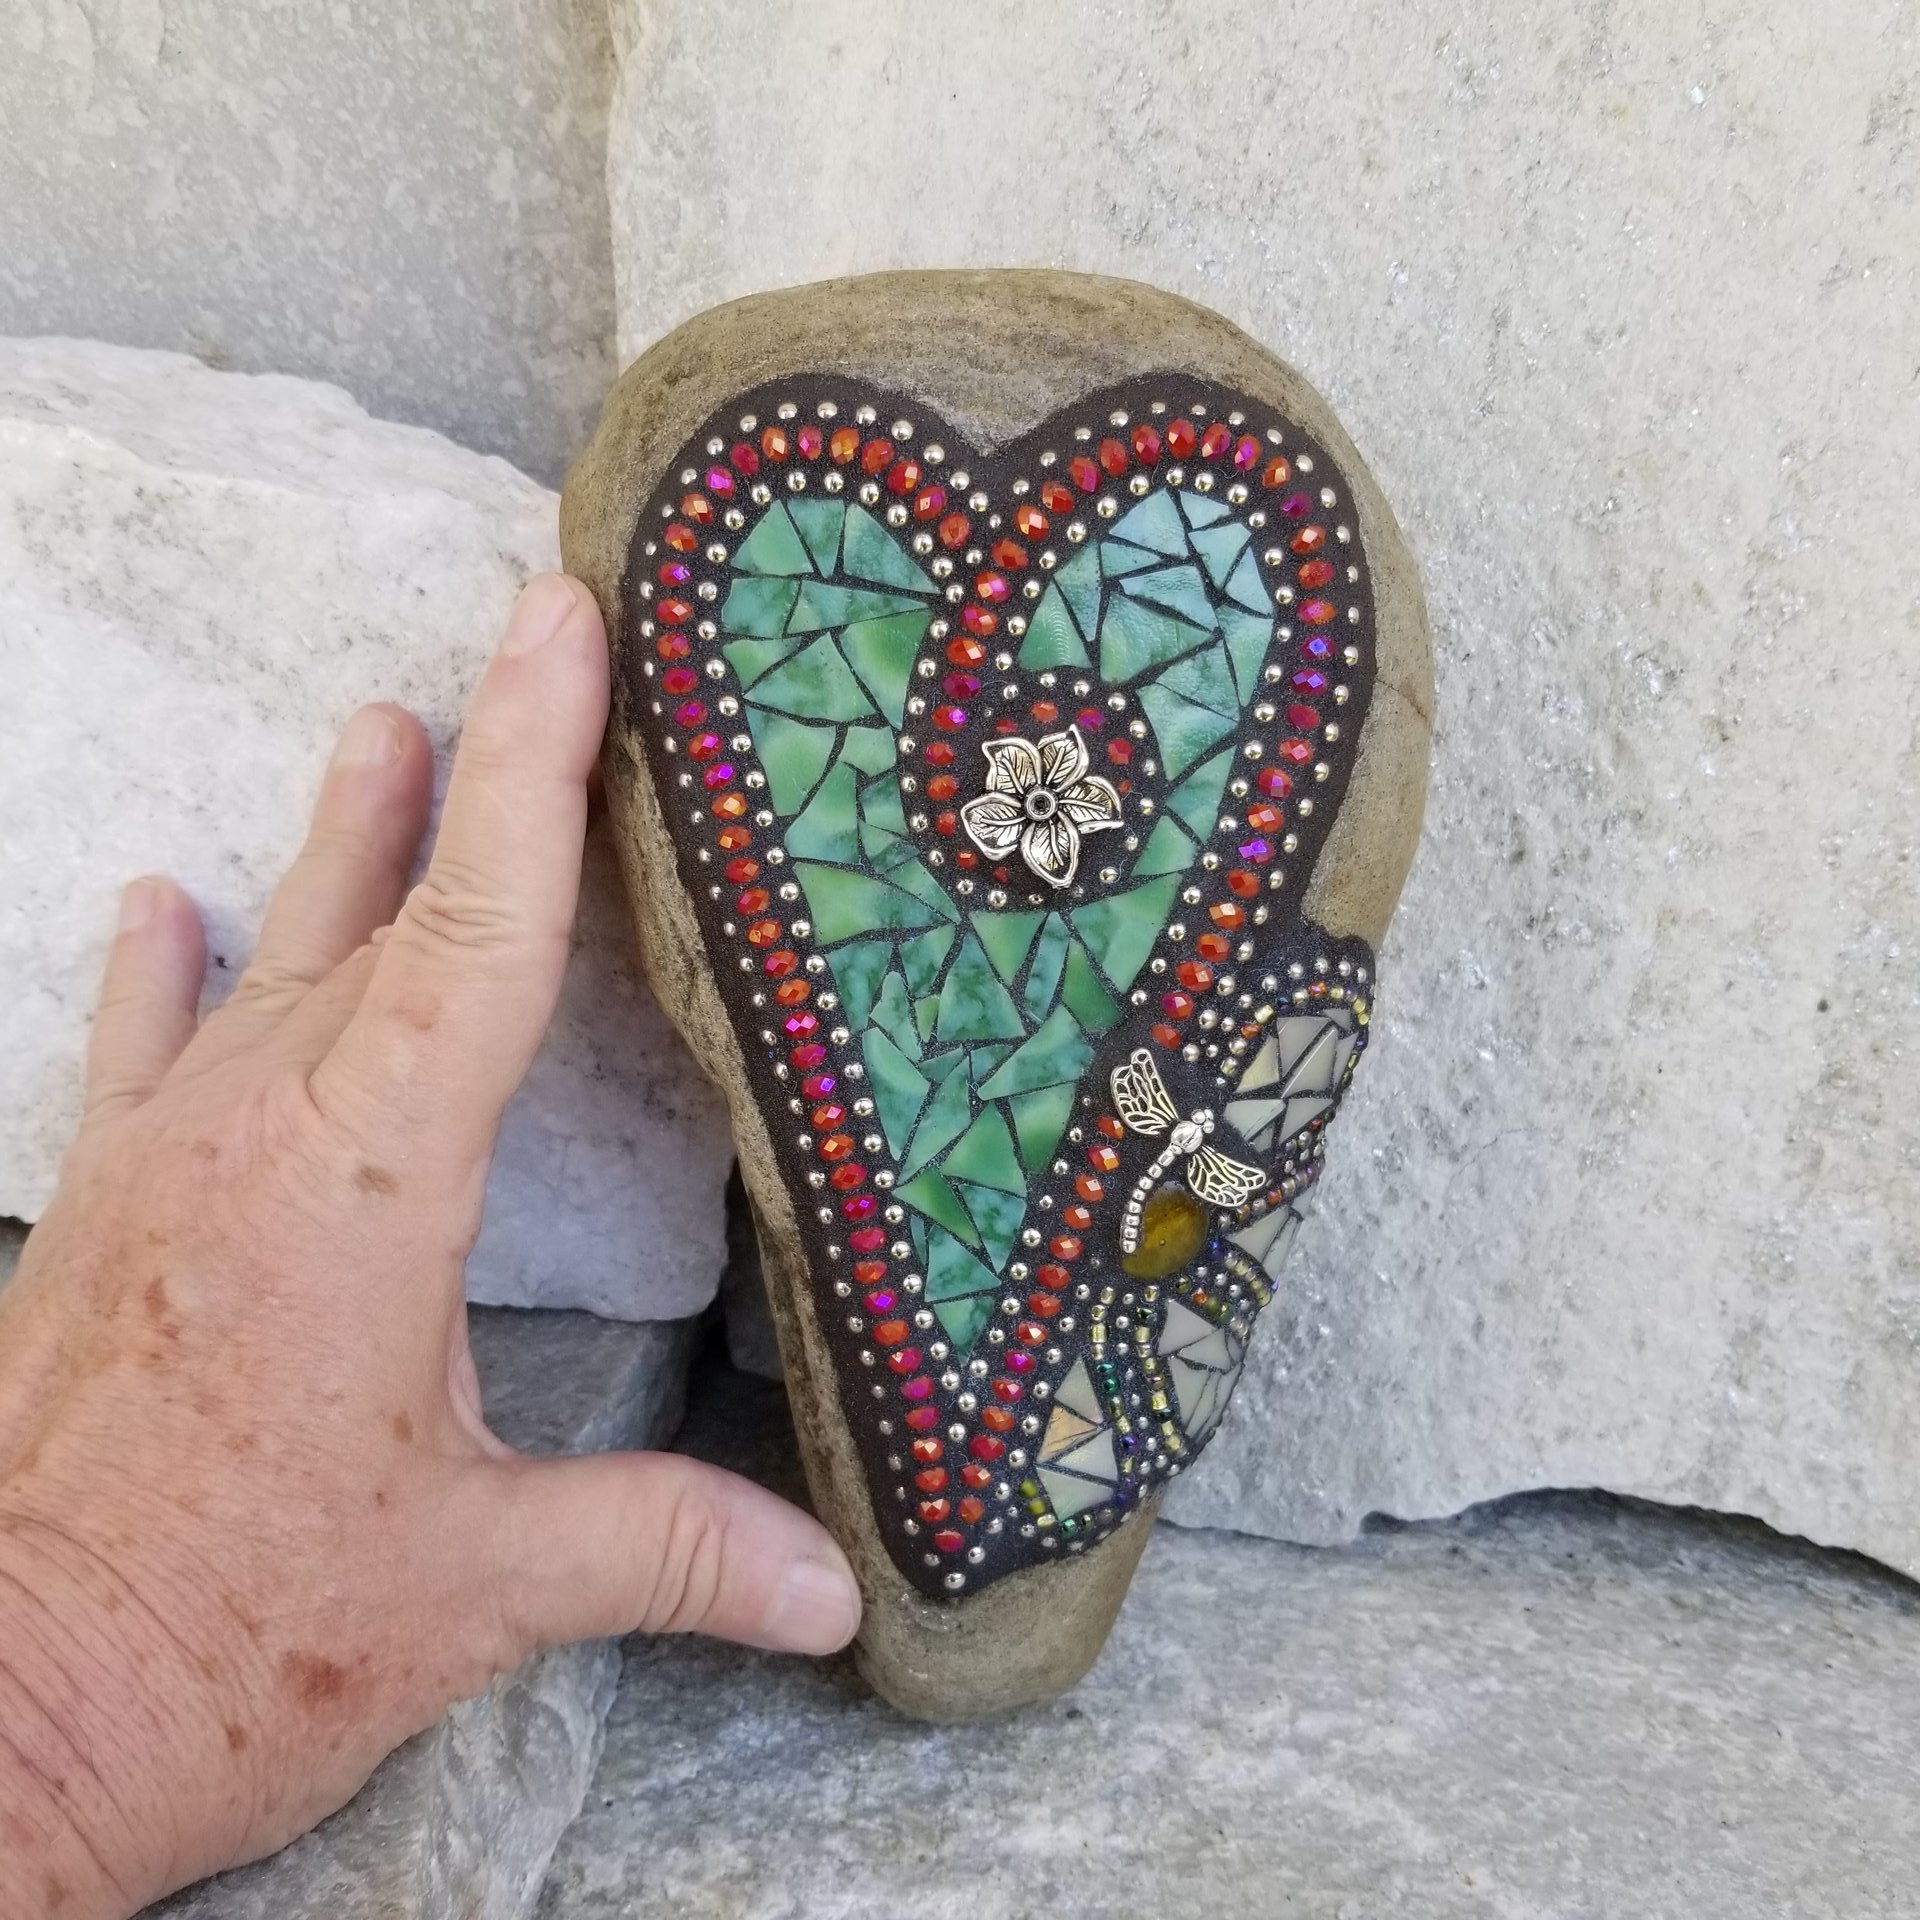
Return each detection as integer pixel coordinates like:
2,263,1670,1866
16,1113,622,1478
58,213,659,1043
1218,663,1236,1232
485,1452,862,1657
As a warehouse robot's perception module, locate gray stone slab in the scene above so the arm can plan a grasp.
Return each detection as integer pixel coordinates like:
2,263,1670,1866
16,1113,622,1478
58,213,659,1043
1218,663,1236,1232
541,1484,1920,1919
604,0,1920,1580
0,0,615,484
150,1308,698,1920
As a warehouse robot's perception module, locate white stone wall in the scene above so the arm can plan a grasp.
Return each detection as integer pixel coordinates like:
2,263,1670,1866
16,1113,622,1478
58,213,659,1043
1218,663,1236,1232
0,338,734,1321
605,2,1920,1569
0,0,615,484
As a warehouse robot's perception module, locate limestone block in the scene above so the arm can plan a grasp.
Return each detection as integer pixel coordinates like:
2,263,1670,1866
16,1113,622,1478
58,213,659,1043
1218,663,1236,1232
604,2,1920,1570
540,1490,1920,1918
151,1308,699,1920
0,337,733,1321
0,0,616,484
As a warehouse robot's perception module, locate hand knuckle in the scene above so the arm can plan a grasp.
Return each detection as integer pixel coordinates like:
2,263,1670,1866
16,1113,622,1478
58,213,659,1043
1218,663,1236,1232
643,1482,730,1635
399,870,520,956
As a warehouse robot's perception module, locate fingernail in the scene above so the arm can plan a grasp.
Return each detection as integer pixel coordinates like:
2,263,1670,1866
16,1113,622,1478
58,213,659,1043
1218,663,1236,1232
499,573,580,657
764,1556,861,1655
118,878,159,931
333,705,402,769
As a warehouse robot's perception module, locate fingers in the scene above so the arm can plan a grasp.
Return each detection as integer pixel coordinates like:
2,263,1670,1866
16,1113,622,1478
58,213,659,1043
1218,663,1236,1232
83,878,206,1117
311,576,608,1163
196,704,432,1060
484,1452,862,1659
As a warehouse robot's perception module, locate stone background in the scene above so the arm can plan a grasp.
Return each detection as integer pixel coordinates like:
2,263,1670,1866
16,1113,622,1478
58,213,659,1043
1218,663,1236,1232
3,0,1918,1584
603,1,1920,1569
0,0,615,485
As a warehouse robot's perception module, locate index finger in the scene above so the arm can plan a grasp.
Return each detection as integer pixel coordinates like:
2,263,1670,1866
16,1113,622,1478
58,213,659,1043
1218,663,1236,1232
310,574,609,1162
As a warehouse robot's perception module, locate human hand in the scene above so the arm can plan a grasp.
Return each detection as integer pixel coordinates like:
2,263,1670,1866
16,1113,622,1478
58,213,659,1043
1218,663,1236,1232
0,574,860,1920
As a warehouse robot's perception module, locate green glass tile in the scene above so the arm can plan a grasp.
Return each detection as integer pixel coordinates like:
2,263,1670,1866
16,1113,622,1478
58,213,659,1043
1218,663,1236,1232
1016,582,1091,670
1223,546,1269,616
864,1027,930,1157
839,610,928,726
1123,561,1218,631
968,1043,1010,1080
1164,748,1234,842
828,939,893,1030
783,760,862,862
955,1180,1024,1270
720,575,801,640
915,994,940,1043
1219,607,1274,704
935,932,1026,1043
923,1047,968,1086
1100,538,1162,578
839,723,897,775
1176,488,1233,530
723,633,802,688
975,1003,1094,1100
1010,1083,1077,1172
893,1170,980,1247
1189,520,1252,592
974,909,1045,983
750,711,837,814
932,1290,994,1351
889,858,962,923
1060,938,1125,1030
732,502,812,576
1131,812,1197,877
789,580,927,632
787,496,846,574
868,967,920,1055
860,775,908,838
746,635,875,723
861,822,918,873
1098,593,1210,684
1070,875,1179,994
942,1108,1024,1193
1020,914,1071,1023
909,1214,927,1262
899,924,957,996
1156,639,1240,720
841,505,936,592
1111,488,1188,556
926,1228,998,1301
900,1059,974,1179
794,862,938,943
1053,543,1105,637
1138,680,1235,780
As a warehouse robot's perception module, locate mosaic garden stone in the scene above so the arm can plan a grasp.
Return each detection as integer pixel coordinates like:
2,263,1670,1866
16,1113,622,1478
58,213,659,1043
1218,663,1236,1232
563,271,1432,1717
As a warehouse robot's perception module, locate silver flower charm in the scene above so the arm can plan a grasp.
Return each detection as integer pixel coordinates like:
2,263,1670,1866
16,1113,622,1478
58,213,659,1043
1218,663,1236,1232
957,724,1123,889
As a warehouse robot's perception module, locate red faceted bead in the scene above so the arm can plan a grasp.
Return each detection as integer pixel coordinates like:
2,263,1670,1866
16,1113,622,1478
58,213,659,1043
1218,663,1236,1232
1260,454,1292,488
912,484,947,520
1029,700,1058,726
860,438,894,474
923,741,956,766
872,1319,910,1347
705,468,735,499
1151,1022,1182,1048
657,597,693,626
1199,422,1232,460
1067,454,1100,493
934,810,959,837
681,491,713,524
762,949,797,978
1287,703,1322,732
1048,1234,1082,1261
1291,668,1330,694
1097,437,1129,477
1015,1321,1048,1346
915,1467,948,1494
829,1160,868,1191
1061,1205,1093,1232
687,731,722,760
1131,422,1163,464
847,1225,884,1252
1177,961,1214,991
774,979,811,1006
932,706,967,732
1106,738,1132,766
729,442,760,476
974,572,1009,604
1073,1174,1104,1202
1297,557,1335,588
886,459,921,496
991,1378,1024,1403
724,856,759,883
961,1462,993,1487
1096,1115,1127,1139
1226,870,1260,900
661,667,697,695
1233,434,1261,471
796,424,824,459
829,426,861,463
969,1434,1007,1462
1035,1263,1072,1291
674,700,707,726
1165,418,1198,458
911,1437,943,1463
817,1132,853,1160
746,918,782,948
699,762,734,792
957,1496,986,1524
918,1498,951,1524
664,521,698,553
1300,599,1336,626
926,774,959,803
937,511,972,549
1196,932,1232,961
904,1404,939,1430
788,1043,825,1070
841,1194,877,1221
1039,479,1075,513
759,426,790,463
1278,739,1315,764
1161,991,1195,1019
960,603,999,638
1292,524,1327,554
738,887,771,914
1088,1144,1120,1174
655,632,689,661
981,1404,1017,1431
942,672,981,701
1246,802,1285,831
711,793,748,821
991,538,1028,570
1014,501,1049,537
933,1528,966,1553
885,1347,921,1375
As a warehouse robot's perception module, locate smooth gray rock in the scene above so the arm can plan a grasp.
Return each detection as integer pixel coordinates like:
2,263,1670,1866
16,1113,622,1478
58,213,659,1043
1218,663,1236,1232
151,1307,699,1920
0,337,734,1322
542,1487,1920,1917
605,0,1920,1577
0,0,615,484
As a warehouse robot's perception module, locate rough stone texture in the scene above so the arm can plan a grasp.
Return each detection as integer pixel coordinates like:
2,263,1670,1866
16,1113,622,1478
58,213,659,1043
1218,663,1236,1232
540,1363,1920,1920
150,1307,699,1920
0,337,733,1321
0,0,616,484
606,2,1920,1571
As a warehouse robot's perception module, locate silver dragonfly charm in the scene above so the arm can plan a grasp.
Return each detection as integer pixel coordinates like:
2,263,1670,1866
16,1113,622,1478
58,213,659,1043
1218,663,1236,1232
1109,1048,1267,1255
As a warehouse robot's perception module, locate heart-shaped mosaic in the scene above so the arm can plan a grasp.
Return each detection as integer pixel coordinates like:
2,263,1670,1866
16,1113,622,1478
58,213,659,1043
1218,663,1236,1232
622,377,1377,1598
